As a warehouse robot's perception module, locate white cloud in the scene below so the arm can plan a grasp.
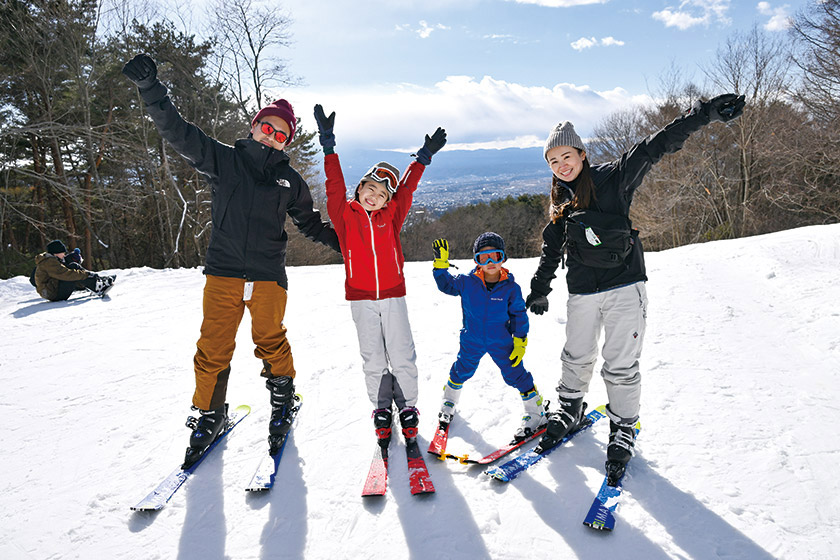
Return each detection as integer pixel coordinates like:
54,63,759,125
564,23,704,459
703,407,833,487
396,20,450,39
571,37,598,50
506,0,609,6
757,2,793,32
571,36,625,50
289,76,651,151
652,0,732,30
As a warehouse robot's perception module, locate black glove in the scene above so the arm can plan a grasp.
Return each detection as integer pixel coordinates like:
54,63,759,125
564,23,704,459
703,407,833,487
697,93,745,123
122,54,158,91
313,104,336,151
415,127,447,165
525,292,549,315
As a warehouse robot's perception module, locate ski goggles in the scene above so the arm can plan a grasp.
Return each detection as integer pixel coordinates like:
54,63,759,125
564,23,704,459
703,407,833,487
364,165,399,194
474,249,505,265
258,121,289,144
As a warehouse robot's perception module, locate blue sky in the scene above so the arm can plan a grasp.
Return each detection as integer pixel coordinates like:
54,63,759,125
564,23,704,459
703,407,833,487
215,0,810,151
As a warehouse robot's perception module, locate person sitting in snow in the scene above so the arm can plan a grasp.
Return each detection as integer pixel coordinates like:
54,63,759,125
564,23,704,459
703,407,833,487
431,232,548,444
312,103,446,448
33,240,115,301
122,54,341,467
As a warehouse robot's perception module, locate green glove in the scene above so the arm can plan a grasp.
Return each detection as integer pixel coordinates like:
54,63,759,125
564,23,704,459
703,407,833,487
432,238,450,269
509,336,527,367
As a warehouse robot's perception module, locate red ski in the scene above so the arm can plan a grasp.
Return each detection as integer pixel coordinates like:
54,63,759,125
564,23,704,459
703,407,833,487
406,439,435,494
426,420,451,458
443,426,547,465
362,444,389,497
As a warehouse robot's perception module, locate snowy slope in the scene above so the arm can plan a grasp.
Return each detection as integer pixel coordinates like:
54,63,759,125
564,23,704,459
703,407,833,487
1,225,838,560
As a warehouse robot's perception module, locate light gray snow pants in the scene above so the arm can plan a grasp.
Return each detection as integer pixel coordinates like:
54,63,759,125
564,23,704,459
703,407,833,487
560,282,647,421
351,297,419,410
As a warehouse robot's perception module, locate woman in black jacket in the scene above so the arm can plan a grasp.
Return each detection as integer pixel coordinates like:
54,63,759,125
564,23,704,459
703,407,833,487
525,93,745,484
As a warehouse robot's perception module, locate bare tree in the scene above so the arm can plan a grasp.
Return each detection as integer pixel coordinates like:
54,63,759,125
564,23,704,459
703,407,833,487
208,0,296,121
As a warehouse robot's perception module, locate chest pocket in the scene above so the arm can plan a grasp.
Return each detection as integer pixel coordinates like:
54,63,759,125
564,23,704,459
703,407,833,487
565,209,635,268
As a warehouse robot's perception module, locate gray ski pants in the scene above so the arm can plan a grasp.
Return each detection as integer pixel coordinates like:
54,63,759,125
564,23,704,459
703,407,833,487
559,282,648,421
350,297,419,410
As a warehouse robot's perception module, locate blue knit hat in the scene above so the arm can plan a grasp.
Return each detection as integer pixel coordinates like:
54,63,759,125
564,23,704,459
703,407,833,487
473,232,505,254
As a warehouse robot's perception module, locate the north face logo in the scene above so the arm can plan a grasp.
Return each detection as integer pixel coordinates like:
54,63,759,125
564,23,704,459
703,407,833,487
276,179,290,188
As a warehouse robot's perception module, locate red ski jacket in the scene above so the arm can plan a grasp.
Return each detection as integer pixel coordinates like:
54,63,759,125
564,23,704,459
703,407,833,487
324,152,424,300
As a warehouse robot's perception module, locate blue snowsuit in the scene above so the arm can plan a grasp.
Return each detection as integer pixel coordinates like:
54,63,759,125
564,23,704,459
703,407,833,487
433,267,535,392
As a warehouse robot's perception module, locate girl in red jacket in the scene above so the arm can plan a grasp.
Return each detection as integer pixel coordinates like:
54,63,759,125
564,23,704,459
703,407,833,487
314,104,446,447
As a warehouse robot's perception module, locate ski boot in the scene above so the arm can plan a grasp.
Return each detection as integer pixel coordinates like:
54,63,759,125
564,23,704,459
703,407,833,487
535,387,585,454
372,407,393,448
90,274,116,297
438,379,462,426
266,375,296,455
513,387,548,443
399,407,420,442
183,403,229,469
604,407,637,486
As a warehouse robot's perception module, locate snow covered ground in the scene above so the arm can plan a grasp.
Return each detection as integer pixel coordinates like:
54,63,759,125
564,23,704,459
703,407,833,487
1,224,838,560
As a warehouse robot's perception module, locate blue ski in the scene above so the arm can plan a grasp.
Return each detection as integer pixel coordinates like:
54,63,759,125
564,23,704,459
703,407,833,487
583,420,641,531
484,404,607,482
246,395,302,492
130,404,251,511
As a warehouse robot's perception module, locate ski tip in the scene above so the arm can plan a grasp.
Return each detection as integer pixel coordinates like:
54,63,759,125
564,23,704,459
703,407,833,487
233,404,252,415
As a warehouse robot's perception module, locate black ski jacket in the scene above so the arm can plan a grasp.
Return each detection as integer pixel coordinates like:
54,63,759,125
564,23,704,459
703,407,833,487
139,82,340,288
531,108,711,296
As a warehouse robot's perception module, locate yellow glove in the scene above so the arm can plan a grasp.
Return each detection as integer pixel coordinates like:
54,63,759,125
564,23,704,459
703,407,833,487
432,238,450,269
509,336,527,367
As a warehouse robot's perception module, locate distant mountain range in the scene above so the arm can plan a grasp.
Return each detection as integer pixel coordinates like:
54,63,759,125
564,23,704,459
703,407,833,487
334,147,551,214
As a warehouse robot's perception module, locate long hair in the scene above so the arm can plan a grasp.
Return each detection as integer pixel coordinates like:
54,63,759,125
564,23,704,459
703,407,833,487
549,151,596,222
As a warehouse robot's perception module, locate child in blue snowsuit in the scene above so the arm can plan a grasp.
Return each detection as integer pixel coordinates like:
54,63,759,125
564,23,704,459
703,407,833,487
432,232,547,441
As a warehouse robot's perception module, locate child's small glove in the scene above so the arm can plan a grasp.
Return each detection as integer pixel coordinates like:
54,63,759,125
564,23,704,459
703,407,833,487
432,238,450,269
509,336,527,367
313,104,336,152
415,127,447,166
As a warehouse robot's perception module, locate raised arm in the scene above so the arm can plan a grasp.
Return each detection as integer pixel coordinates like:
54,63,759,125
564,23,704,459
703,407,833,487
122,54,228,181
606,93,745,200
391,127,447,226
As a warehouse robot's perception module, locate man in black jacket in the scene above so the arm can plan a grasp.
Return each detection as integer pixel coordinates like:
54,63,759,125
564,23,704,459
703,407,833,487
123,54,341,466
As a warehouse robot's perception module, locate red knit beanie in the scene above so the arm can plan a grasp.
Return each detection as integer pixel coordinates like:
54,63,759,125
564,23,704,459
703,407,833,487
251,99,296,142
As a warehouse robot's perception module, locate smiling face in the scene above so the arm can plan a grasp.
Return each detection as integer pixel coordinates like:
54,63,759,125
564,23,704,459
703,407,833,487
357,180,390,212
250,114,291,151
546,145,586,182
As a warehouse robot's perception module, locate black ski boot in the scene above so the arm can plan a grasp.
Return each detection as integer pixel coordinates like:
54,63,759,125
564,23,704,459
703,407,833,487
183,403,228,469
399,407,420,442
535,393,585,454
372,407,393,448
266,375,295,455
605,419,636,486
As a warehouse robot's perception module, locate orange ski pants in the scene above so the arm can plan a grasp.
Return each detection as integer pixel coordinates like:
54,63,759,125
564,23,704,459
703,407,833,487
192,275,296,410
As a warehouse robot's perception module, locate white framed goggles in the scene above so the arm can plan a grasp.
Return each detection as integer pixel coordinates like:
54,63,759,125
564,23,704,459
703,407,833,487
365,165,398,194
474,249,505,265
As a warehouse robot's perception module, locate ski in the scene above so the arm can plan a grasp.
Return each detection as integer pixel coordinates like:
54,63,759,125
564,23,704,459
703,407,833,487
406,439,435,494
245,395,302,492
583,421,641,531
484,404,607,482
131,404,251,511
426,419,451,459
442,426,547,465
361,443,389,497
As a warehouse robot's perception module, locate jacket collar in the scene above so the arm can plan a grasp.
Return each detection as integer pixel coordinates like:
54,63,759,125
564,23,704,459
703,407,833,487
473,266,509,287
236,138,290,176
